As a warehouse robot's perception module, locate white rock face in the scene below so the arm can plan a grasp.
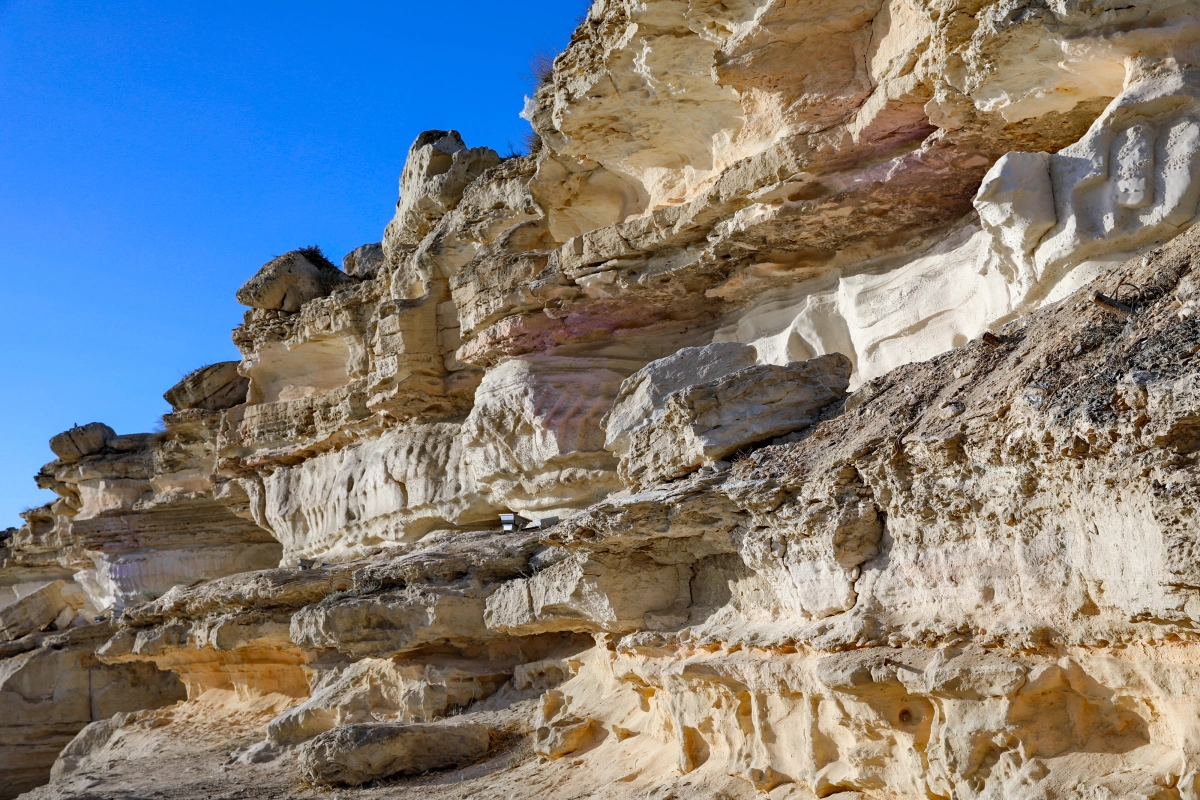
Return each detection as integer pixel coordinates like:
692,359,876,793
10,412,283,616
981,63,1200,304
706,37,1200,386
76,544,282,613
247,353,641,561
241,336,354,405
462,356,632,515
713,225,1000,383
974,152,1058,296
719,60,1200,385
721,62,1200,385
251,424,490,563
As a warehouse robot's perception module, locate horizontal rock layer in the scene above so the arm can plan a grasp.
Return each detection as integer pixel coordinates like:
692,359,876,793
7,3,1200,800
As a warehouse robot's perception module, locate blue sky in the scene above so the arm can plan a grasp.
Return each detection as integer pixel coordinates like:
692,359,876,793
0,1,585,527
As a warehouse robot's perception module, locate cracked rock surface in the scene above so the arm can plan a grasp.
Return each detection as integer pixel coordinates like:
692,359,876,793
5,2,1200,799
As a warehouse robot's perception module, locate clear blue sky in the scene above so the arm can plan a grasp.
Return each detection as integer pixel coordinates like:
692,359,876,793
0,1,585,527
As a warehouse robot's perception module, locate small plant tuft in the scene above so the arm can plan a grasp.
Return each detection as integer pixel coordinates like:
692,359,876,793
502,140,525,160
502,130,545,160
523,129,545,155
529,49,557,89
297,245,340,273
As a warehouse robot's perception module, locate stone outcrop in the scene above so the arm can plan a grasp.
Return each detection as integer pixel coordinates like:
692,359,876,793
235,248,354,313
96,562,359,700
383,131,502,257
7,3,1200,800
341,242,385,279
602,342,759,460
20,414,282,614
47,423,114,464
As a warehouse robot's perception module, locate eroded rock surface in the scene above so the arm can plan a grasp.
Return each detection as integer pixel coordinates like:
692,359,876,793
8,3,1200,800
299,721,491,786
383,131,502,255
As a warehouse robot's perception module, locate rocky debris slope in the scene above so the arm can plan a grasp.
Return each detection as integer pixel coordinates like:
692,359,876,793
4,1,1200,798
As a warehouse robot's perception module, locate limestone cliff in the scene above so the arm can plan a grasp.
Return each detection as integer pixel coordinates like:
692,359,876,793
5,2,1200,799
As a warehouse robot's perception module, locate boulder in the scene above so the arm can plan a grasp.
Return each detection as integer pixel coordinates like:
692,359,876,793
163,361,249,411
0,580,67,642
603,342,759,460
341,242,386,279
298,721,490,786
266,658,510,745
235,248,353,312
48,422,114,463
50,715,123,780
535,716,601,759
461,356,630,514
484,552,686,635
613,353,852,487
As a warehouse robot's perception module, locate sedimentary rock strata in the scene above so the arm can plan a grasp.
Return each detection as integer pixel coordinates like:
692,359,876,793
6,2,1200,799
